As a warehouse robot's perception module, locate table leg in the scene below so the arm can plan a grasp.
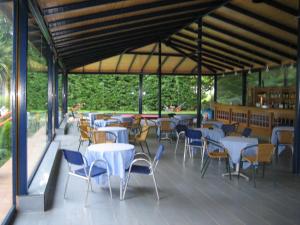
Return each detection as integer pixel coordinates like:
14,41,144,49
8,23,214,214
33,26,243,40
222,163,249,181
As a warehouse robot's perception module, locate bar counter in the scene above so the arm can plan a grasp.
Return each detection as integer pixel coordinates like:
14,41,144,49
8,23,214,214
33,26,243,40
213,103,295,137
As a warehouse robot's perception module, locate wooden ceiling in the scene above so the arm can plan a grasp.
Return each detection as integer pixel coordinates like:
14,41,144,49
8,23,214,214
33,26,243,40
34,0,298,75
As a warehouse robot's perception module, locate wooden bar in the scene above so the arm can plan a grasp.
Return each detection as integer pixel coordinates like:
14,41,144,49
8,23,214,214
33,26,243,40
213,103,295,137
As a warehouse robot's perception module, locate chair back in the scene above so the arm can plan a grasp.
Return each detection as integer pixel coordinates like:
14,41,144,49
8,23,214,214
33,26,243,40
153,144,165,170
202,124,213,129
137,125,149,141
257,144,275,163
221,124,237,136
161,120,172,132
277,130,294,145
92,131,107,144
186,129,202,140
95,114,105,120
119,122,130,128
241,127,252,137
175,124,187,133
79,124,90,139
107,123,120,127
62,149,84,166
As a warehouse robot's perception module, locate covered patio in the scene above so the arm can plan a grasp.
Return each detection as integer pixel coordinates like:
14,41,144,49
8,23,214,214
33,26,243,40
1,0,300,225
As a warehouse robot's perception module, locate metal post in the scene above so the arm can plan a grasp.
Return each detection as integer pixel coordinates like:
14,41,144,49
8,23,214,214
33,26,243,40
242,71,247,106
54,61,59,128
283,66,288,87
62,72,68,115
214,74,217,102
258,69,262,87
158,41,162,118
196,18,202,128
12,0,28,195
47,50,54,141
293,0,300,174
138,74,143,114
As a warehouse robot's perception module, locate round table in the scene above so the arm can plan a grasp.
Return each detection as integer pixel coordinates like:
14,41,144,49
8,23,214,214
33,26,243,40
86,143,135,199
97,126,128,143
220,136,258,180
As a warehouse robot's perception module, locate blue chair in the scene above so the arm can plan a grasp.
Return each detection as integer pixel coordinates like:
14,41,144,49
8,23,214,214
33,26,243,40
62,149,112,206
241,127,252,137
175,124,188,154
221,123,238,136
184,129,203,162
123,144,165,200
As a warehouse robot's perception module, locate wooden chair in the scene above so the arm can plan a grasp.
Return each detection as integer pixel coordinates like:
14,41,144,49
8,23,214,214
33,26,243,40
130,125,151,156
159,120,174,142
202,124,214,129
78,124,91,151
200,137,231,179
275,130,294,157
239,144,275,187
91,130,117,144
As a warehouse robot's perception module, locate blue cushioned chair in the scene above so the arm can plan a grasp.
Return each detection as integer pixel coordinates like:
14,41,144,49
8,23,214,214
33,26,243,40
62,149,112,206
241,127,252,137
184,129,203,162
175,124,188,154
123,144,165,200
221,123,239,136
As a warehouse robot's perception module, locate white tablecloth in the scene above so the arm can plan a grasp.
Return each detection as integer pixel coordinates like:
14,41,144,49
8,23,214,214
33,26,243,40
271,126,294,155
202,120,224,129
193,127,224,151
86,143,135,184
220,136,258,164
97,126,129,143
94,119,119,128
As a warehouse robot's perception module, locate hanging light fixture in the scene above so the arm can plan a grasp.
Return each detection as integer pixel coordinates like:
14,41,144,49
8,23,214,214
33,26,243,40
265,65,269,72
222,73,225,77
289,63,294,69
234,71,237,76
248,68,251,74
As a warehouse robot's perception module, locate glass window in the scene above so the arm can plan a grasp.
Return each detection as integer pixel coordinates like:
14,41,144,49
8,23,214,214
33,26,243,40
261,67,284,87
27,13,49,180
58,73,63,123
0,1,13,223
286,65,296,86
217,73,242,105
143,75,158,114
247,71,259,105
68,74,139,114
161,75,198,115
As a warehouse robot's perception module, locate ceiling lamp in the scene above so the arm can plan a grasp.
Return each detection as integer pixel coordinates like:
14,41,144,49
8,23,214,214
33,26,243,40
289,63,294,69
248,68,251,74
234,71,238,76
265,65,269,72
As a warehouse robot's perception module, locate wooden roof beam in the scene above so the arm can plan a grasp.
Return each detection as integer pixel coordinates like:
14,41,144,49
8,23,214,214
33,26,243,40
172,57,187,74
210,13,297,49
141,44,157,74
43,0,122,16
225,3,297,35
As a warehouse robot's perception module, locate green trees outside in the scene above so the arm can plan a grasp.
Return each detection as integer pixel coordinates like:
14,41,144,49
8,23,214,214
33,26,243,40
68,74,214,113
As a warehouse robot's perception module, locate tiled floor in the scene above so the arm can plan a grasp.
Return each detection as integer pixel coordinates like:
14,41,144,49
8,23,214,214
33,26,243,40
13,123,300,225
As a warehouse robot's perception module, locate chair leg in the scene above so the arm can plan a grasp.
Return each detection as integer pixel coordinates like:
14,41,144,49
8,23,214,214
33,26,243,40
140,143,145,152
226,158,232,180
201,157,211,178
78,140,82,151
175,135,179,154
107,175,112,199
183,140,187,162
64,174,70,198
200,147,205,171
122,172,131,200
152,173,160,200
145,141,151,157
85,178,91,206
252,166,256,188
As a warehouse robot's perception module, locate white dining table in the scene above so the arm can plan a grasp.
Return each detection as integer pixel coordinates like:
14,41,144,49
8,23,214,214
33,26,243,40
85,143,135,199
97,126,129,143
220,136,258,180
